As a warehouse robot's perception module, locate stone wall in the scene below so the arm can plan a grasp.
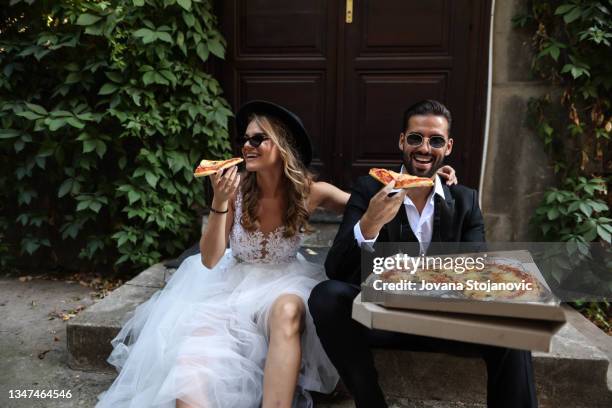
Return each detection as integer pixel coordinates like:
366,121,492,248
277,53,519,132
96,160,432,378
481,0,556,241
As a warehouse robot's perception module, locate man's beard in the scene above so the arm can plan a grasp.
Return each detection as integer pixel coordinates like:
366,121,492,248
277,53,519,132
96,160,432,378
403,151,445,178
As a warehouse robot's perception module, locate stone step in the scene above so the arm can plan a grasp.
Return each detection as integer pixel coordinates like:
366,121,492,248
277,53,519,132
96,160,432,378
313,397,485,407
67,258,612,407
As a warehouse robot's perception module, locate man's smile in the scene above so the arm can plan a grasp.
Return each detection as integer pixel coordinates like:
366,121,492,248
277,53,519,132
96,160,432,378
410,154,434,172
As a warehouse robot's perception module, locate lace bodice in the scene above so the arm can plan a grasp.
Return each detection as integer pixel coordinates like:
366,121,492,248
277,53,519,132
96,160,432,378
229,192,302,264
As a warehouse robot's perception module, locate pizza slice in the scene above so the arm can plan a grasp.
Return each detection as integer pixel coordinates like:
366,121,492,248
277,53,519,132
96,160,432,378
369,168,434,188
194,157,244,178
457,262,546,301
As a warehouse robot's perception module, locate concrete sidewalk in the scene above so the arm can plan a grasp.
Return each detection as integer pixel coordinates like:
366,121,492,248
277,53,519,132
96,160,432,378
0,277,114,408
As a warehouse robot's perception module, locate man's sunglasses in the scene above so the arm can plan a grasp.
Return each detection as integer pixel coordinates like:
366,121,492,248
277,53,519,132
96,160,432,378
404,133,447,149
238,133,270,148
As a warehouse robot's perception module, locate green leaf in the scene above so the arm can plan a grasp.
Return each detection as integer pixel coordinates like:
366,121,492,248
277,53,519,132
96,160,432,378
550,46,560,61
182,12,195,27
90,201,102,213
83,140,96,153
142,71,155,86
65,117,85,129
22,239,40,255
196,43,209,62
0,129,20,139
128,190,140,204
58,179,73,198
145,172,159,188
563,7,582,23
555,5,576,15
154,73,170,85
133,0,145,6
50,110,73,118
85,23,104,36
99,83,119,95
105,71,123,83
208,38,225,58
133,28,156,43
95,140,107,158
76,201,89,212
597,225,611,243
579,202,592,217
156,32,173,44
177,0,192,11
16,111,43,120
65,72,82,84
76,13,103,26
547,208,559,220
48,118,66,131
25,103,48,115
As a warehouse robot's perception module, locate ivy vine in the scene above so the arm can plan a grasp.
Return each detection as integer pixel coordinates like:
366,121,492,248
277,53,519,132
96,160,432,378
0,0,232,273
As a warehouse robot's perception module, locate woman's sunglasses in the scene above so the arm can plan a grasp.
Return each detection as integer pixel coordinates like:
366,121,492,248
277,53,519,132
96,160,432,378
238,133,270,148
404,133,447,149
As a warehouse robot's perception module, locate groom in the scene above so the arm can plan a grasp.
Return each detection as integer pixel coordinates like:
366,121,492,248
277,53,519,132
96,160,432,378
308,100,538,408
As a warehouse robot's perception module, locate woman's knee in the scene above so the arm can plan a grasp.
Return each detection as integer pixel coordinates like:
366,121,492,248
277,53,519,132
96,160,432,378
269,295,305,339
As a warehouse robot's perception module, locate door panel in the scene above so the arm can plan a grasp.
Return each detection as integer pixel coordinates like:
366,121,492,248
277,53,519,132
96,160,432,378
221,0,338,180
341,0,490,188
239,0,327,56
362,0,449,51
350,73,448,172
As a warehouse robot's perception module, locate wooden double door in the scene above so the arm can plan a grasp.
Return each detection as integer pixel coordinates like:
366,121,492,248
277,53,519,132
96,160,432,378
219,0,492,189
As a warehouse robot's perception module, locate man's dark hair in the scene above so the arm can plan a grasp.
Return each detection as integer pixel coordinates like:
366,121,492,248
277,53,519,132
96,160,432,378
401,99,452,133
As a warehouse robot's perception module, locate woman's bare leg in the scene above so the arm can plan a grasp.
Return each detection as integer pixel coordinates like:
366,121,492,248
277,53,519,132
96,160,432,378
175,326,216,408
176,399,196,408
262,294,305,408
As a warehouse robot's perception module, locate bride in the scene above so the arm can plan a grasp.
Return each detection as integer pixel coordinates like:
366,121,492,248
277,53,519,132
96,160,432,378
96,101,457,408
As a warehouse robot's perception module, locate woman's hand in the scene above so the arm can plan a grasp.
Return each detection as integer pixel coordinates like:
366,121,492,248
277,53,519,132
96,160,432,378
209,166,240,208
437,165,458,186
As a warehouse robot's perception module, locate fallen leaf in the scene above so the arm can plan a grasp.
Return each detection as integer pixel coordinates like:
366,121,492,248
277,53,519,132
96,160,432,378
38,350,51,359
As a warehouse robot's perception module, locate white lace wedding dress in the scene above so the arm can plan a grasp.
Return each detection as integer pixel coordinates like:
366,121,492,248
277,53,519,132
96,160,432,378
96,192,339,407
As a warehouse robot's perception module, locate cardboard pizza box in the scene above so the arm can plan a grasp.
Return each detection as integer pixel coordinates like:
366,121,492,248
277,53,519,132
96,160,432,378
362,250,566,322
352,294,565,352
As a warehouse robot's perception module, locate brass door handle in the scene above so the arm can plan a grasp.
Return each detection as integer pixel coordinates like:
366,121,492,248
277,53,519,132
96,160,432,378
346,0,353,23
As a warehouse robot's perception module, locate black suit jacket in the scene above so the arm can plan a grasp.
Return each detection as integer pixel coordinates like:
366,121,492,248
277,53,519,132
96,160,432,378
324,175,486,285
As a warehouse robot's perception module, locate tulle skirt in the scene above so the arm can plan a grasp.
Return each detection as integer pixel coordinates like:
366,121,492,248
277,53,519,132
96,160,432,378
96,251,339,408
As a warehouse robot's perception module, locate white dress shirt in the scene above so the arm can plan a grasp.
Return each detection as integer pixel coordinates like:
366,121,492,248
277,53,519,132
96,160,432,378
354,169,446,254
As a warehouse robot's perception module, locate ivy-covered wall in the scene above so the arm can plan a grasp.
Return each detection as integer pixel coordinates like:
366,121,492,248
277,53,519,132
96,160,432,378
482,0,610,245
0,0,233,274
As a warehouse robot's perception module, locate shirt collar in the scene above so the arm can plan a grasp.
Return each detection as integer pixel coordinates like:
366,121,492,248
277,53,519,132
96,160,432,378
399,165,446,201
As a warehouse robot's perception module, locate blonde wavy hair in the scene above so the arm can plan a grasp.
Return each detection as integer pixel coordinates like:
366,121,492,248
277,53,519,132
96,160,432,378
240,114,314,237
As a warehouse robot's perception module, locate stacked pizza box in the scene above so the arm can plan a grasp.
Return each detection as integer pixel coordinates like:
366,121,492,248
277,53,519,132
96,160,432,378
353,250,567,352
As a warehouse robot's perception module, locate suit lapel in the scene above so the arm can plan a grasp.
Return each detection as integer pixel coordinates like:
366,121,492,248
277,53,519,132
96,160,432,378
433,184,455,241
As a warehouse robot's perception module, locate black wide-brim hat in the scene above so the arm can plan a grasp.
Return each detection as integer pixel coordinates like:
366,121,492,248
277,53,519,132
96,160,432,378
236,100,313,167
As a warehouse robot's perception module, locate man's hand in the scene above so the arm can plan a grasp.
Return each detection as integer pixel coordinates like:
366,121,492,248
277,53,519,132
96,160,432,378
359,180,407,239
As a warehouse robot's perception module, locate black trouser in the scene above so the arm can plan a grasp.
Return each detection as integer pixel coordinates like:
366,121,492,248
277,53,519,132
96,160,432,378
308,280,538,408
